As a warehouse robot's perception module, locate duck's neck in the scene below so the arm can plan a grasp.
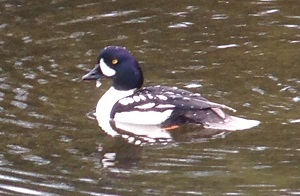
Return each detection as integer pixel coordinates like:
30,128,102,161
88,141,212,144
96,87,136,125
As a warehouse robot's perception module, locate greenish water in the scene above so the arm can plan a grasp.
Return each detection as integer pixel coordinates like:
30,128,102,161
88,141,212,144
0,0,299,195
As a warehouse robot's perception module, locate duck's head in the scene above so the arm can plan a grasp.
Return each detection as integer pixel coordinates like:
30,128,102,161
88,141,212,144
82,46,144,90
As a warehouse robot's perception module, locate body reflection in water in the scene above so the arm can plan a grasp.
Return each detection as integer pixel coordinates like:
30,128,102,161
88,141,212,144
87,111,232,170
99,138,143,169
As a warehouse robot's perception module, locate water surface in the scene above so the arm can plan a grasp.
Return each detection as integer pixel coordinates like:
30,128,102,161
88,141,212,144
0,0,299,195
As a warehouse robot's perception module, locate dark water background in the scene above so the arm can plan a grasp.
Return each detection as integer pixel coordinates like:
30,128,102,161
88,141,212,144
0,0,299,195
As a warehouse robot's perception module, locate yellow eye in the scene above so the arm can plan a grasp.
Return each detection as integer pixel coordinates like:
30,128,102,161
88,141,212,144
112,59,118,65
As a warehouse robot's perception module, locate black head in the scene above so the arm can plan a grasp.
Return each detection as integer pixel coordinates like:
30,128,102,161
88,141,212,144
82,46,144,90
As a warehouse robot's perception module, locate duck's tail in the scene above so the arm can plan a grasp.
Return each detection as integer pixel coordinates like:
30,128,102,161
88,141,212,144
165,107,260,131
203,115,260,131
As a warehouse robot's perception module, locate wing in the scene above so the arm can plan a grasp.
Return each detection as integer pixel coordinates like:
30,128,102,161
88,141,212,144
111,86,235,120
110,86,259,130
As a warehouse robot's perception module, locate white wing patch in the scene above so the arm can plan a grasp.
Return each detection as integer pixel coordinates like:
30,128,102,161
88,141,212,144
155,104,175,108
133,96,141,102
146,94,154,99
156,95,168,100
119,97,134,105
114,110,173,125
135,102,156,109
165,91,175,95
139,95,147,100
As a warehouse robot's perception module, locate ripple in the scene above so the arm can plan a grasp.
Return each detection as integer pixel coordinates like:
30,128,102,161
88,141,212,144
292,97,300,102
289,119,300,124
0,154,11,166
57,10,138,26
22,36,32,44
203,148,240,154
77,2,100,8
38,95,49,102
283,24,300,29
7,145,30,154
27,111,45,119
0,23,8,29
0,167,78,194
237,184,276,188
123,16,153,24
0,117,41,129
0,185,51,196
0,83,11,90
176,190,203,195
252,87,265,95
13,87,29,101
216,44,239,49
69,32,85,39
10,100,28,109
0,91,4,101
37,79,48,85
0,174,24,182
0,167,48,178
185,170,223,177
23,71,37,79
22,155,51,165
211,14,228,20
251,9,280,16
35,181,74,192
168,11,188,17
168,22,193,28
184,83,202,89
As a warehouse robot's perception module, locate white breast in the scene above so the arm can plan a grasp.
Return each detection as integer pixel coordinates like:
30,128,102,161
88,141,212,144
96,87,135,127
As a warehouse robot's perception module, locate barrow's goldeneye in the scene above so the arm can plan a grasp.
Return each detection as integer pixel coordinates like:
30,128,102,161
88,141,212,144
82,46,260,131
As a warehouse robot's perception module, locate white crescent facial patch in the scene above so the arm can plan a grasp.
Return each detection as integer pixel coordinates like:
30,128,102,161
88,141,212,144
100,58,116,77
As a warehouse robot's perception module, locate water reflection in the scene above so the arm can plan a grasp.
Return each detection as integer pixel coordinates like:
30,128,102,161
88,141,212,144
1,0,300,195
99,138,143,169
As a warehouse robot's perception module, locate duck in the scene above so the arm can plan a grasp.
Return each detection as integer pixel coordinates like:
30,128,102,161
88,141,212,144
82,46,260,132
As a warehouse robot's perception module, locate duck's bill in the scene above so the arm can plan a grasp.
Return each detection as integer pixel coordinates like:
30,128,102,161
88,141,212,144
82,64,103,80
82,64,103,88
